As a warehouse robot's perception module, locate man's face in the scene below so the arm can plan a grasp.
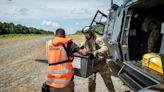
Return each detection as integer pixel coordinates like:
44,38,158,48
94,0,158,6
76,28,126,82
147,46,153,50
84,32,91,40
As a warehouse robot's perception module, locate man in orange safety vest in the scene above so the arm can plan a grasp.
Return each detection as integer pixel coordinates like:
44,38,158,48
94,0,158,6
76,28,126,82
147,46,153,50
45,28,88,92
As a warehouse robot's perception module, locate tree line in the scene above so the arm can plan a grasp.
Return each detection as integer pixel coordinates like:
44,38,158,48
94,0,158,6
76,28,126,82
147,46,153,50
0,22,53,35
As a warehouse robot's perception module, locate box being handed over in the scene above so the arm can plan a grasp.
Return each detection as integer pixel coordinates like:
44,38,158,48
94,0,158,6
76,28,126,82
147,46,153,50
72,53,94,78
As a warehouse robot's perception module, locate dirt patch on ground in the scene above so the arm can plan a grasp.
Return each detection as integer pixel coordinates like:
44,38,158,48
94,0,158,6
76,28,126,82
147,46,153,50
0,36,50,92
74,60,133,92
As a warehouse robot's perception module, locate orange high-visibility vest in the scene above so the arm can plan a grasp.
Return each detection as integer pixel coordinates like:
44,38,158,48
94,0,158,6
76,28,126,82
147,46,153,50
46,37,74,88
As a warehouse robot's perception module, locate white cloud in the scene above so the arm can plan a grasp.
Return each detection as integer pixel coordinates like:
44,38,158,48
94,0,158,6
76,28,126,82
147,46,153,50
42,20,60,27
71,8,90,14
0,0,113,34
0,0,109,20
40,20,61,31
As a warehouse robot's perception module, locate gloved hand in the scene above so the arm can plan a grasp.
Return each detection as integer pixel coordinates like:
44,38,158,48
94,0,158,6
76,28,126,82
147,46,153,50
93,51,99,58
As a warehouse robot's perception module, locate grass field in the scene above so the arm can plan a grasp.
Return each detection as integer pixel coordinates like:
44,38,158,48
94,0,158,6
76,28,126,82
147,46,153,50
68,34,85,44
0,34,53,45
0,34,52,38
68,33,102,44
0,33,101,44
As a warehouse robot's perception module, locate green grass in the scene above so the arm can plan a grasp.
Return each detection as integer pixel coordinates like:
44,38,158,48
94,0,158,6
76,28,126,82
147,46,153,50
67,34,85,44
67,33,102,44
0,34,53,45
0,34,53,38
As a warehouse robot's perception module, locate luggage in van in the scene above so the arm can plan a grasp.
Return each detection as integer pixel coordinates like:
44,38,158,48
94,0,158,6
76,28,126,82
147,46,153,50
141,53,164,74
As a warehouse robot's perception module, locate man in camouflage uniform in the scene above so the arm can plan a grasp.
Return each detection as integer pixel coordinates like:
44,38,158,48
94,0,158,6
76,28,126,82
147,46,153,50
80,26,115,92
141,16,161,52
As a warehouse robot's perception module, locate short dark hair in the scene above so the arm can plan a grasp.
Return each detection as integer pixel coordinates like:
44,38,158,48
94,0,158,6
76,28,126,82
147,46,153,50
55,28,65,37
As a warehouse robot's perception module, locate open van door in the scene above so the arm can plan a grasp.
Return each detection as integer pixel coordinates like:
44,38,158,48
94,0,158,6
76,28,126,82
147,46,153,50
117,0,164,91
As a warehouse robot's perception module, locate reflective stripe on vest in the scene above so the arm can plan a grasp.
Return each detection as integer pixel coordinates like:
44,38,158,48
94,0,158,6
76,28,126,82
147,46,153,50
48,68,73,74
46,37,74,88
47,79,70,85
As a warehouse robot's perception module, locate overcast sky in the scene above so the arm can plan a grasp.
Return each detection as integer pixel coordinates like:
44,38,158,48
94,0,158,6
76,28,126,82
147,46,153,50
0,0,122,34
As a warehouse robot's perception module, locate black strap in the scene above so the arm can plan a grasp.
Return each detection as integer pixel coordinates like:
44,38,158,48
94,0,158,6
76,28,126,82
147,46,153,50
48,44,72,66
49,60,71,66
62,44,70,59
42,82,50,92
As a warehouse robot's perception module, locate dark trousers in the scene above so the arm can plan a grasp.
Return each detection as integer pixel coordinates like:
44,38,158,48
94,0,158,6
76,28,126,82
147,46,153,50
49,81,74,92
49,77,74,92
89,62,115,92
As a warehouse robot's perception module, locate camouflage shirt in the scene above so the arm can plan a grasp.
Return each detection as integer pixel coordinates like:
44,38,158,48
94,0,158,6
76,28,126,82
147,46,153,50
81,36,108,61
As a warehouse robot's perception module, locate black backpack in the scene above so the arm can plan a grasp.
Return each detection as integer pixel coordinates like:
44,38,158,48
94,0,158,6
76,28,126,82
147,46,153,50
41,82,50,92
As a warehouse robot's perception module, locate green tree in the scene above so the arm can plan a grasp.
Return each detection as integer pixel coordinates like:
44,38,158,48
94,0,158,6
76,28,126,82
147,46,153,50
93,23,105,35
8,23,15,34
0,22,53,34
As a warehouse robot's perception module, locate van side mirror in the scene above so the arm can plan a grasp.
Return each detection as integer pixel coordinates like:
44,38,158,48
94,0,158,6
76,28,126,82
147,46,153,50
161,23,164,34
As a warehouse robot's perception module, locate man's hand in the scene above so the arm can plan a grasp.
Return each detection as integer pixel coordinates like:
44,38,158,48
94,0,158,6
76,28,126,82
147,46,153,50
93,51,99,58
78,48,89,56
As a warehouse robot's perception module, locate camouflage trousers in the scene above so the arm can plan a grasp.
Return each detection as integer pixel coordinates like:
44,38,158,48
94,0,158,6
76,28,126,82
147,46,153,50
88,60,115,92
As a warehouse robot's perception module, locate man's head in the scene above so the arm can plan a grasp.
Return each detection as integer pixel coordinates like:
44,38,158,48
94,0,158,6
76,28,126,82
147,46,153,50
55,28,65,37
81,26,95,40
141,16,160,32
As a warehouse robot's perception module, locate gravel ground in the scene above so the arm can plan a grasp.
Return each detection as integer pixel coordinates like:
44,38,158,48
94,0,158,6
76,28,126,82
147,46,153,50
0,36,133,92
74,60,133,92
